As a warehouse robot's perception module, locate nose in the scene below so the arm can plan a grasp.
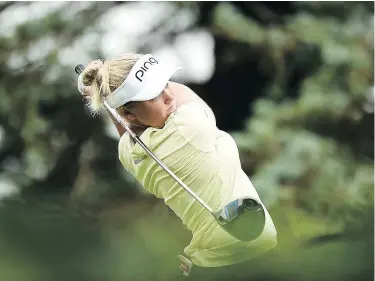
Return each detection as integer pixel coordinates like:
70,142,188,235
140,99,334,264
163,90,173,105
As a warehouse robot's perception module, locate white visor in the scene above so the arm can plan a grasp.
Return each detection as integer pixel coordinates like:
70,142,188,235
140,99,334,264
105,54,183,109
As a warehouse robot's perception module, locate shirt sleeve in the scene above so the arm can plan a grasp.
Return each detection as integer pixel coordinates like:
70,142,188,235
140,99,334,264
118,133,135,175
171,102,217,152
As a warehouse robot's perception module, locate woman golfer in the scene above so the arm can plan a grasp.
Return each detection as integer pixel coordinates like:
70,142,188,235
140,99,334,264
77,53,278,277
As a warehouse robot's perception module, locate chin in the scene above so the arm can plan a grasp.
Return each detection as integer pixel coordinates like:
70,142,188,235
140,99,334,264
153,121,166,128
150,115,169,128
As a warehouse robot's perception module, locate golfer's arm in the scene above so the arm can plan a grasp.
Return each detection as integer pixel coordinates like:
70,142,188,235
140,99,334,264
106,109,126,137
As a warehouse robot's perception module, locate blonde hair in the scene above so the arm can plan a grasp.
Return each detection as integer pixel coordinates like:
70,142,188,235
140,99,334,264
81,53,144,126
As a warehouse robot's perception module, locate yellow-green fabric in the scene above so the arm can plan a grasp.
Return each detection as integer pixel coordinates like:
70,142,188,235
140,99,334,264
118,102,278,267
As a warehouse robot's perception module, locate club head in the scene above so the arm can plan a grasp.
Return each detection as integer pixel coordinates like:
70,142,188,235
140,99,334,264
213,197,266,242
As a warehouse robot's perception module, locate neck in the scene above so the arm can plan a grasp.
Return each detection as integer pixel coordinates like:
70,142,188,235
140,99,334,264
169,82,185,108
130,124,148,136
169,82,205,108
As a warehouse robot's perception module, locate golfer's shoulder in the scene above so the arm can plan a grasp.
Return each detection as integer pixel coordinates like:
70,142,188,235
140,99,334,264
170,88,216,152
174,102,213,125
173,84,216,126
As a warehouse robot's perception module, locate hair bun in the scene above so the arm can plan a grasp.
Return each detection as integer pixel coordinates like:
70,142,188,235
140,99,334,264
82,60,104,87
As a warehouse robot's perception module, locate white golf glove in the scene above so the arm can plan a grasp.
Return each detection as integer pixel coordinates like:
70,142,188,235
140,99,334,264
77,73,91,100
177,254,193,277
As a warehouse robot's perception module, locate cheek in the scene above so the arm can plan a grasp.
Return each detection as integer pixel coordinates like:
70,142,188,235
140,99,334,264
150,100,166,115
136,100,167,125
143,102,164,120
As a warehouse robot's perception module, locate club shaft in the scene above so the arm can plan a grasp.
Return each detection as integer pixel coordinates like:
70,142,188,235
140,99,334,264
104,101,214,213
75,65,213,214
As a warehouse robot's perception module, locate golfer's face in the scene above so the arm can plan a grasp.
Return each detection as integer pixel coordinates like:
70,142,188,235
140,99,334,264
131,87,176,128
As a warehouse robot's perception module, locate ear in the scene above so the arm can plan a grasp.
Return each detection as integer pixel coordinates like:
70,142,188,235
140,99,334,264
124,112,137,121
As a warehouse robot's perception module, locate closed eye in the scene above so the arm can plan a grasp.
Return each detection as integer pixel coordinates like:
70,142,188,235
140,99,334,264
151,94,161,101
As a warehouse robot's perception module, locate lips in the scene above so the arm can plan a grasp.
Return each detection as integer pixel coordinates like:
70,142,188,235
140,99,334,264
167,104,176,114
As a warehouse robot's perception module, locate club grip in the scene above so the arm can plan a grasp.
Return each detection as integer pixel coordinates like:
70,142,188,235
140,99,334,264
75,64,85,75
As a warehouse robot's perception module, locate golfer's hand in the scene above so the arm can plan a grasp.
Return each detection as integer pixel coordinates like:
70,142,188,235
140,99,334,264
77,74,92,103
177,255,193,277
79,85,92,102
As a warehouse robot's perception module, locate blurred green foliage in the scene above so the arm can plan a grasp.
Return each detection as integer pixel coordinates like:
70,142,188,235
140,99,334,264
0,1,373,281
229,0,373,232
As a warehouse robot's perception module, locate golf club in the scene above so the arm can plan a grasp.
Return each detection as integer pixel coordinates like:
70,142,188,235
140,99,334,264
75,64,265,242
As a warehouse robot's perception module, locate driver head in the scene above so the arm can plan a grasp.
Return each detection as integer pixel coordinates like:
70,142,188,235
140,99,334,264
213,198,266,242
